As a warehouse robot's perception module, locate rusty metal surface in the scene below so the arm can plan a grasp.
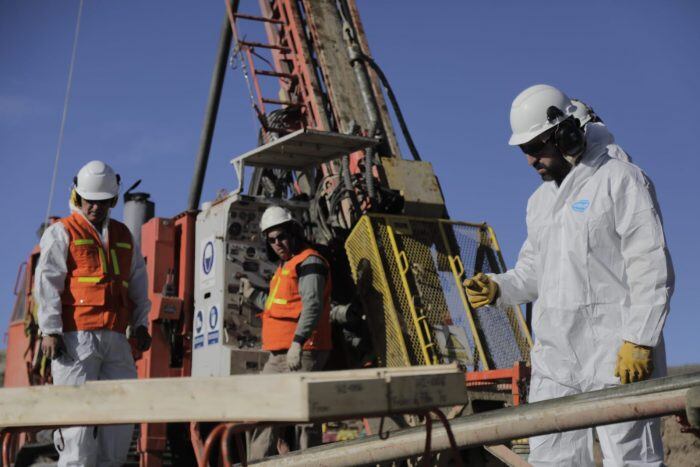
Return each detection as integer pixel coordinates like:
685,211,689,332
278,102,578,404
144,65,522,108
301,0,399,156
345,0,401,157
379,157,445,217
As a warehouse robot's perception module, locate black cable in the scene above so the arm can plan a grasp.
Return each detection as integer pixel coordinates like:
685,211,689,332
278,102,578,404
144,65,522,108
364,122,378,202
352,53,422,162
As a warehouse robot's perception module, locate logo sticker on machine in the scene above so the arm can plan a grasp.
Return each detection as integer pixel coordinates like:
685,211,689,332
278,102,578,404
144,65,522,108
200,237,216,289
207,306,219,345
194,310,204,349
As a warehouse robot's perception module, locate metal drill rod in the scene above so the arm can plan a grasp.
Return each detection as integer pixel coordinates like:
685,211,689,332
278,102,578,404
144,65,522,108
249,373,700,466
187,1,236,211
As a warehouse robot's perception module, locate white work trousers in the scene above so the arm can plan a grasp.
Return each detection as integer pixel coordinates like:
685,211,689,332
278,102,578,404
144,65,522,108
51,330,137,467
527,373,664,467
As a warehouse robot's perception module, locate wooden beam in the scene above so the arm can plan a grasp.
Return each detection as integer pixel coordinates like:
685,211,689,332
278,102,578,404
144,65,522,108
0,365,466,428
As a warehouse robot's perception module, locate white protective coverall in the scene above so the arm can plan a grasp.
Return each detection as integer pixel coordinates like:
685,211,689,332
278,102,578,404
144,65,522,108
35,204,150,467
491,125,673,466
586,121,632,163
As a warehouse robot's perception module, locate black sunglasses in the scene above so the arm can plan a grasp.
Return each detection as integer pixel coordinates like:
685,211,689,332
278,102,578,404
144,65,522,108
519,128,555,155
83,198,115,206
267,232,289,245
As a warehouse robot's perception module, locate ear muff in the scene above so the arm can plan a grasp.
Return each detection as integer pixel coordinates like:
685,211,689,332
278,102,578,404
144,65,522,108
70,189,81,207
554,117,586,158
544,106,586,159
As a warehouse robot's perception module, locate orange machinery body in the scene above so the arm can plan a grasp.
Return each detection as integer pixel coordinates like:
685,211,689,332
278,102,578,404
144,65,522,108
3,241,51,462
134,211,196,466
3,247,38,389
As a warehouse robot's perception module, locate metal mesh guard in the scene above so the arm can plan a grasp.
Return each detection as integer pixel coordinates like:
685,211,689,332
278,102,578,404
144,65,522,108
345,214,531,371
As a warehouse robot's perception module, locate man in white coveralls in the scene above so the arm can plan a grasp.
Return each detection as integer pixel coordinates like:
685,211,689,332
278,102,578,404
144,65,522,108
463,84,673,466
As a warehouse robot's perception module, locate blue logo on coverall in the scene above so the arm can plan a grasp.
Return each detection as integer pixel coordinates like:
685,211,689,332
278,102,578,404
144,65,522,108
572,199,590,213
202,241,214,274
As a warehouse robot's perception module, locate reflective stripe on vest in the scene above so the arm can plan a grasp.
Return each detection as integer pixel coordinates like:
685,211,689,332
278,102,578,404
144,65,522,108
261,247,332,351
74,239,94,246
110,249,121,275
77,277,101,283
98,248,108,274
59,212,135,333
264,269,290,309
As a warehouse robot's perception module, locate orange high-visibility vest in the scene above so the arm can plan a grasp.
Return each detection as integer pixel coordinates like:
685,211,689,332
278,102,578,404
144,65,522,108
59,212,135,333
261,247,332,351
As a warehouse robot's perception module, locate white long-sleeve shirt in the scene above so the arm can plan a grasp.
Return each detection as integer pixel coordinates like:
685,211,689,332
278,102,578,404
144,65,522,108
34,209,151,335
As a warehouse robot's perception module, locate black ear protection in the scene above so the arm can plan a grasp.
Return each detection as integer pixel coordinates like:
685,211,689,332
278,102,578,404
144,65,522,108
547,106,586,159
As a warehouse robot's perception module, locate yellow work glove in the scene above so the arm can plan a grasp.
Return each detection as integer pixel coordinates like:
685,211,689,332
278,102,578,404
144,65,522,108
615,341,653,384
463,273,499,309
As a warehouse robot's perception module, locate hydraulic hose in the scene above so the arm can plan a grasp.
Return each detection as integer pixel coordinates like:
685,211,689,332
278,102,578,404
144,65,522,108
353,53,422,162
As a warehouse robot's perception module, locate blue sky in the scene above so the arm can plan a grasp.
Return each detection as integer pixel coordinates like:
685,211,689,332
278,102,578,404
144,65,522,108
1,1,698,365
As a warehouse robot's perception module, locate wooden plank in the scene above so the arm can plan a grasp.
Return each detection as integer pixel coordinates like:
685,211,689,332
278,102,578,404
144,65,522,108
0,365,466,428
485,445,532,467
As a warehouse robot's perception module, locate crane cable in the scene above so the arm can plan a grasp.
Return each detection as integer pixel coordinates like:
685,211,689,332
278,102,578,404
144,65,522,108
43,0,84,230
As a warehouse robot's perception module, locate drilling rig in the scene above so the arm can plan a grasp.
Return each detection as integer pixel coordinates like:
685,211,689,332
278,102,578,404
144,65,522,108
4,1,532,464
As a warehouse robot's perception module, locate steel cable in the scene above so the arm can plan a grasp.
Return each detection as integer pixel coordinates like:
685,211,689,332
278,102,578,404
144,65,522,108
43,0,84,229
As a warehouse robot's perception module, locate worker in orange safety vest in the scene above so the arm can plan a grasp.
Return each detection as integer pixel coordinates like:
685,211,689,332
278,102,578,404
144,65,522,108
240,205,332,461
34,160,151,466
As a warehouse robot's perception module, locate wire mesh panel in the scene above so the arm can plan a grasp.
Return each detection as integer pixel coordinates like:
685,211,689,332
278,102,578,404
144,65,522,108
344,216,411,367
345,214,531,371
373,219,434,365
450,224,531,366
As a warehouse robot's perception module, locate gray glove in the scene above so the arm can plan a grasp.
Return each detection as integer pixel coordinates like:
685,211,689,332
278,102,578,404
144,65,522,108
286,341,302,371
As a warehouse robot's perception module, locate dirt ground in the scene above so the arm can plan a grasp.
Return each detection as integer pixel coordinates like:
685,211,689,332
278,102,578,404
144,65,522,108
661,365,700,466
592,365,700,466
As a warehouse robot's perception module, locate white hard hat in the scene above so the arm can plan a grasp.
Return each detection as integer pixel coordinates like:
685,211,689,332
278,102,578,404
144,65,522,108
74,160,120,201
260,206,297,233
508,84,576,146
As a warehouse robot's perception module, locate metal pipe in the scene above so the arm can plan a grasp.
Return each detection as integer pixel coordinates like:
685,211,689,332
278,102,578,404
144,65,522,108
187,1,235,211
250,374,700,466
339,0,379,201
123,191,154,246
541,371,700,404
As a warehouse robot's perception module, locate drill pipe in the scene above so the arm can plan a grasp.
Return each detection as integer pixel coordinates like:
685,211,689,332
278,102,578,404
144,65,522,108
250,372,700,466
187,1,236,211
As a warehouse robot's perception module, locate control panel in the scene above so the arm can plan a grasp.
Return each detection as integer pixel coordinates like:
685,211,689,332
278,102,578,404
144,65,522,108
192,194,308,377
